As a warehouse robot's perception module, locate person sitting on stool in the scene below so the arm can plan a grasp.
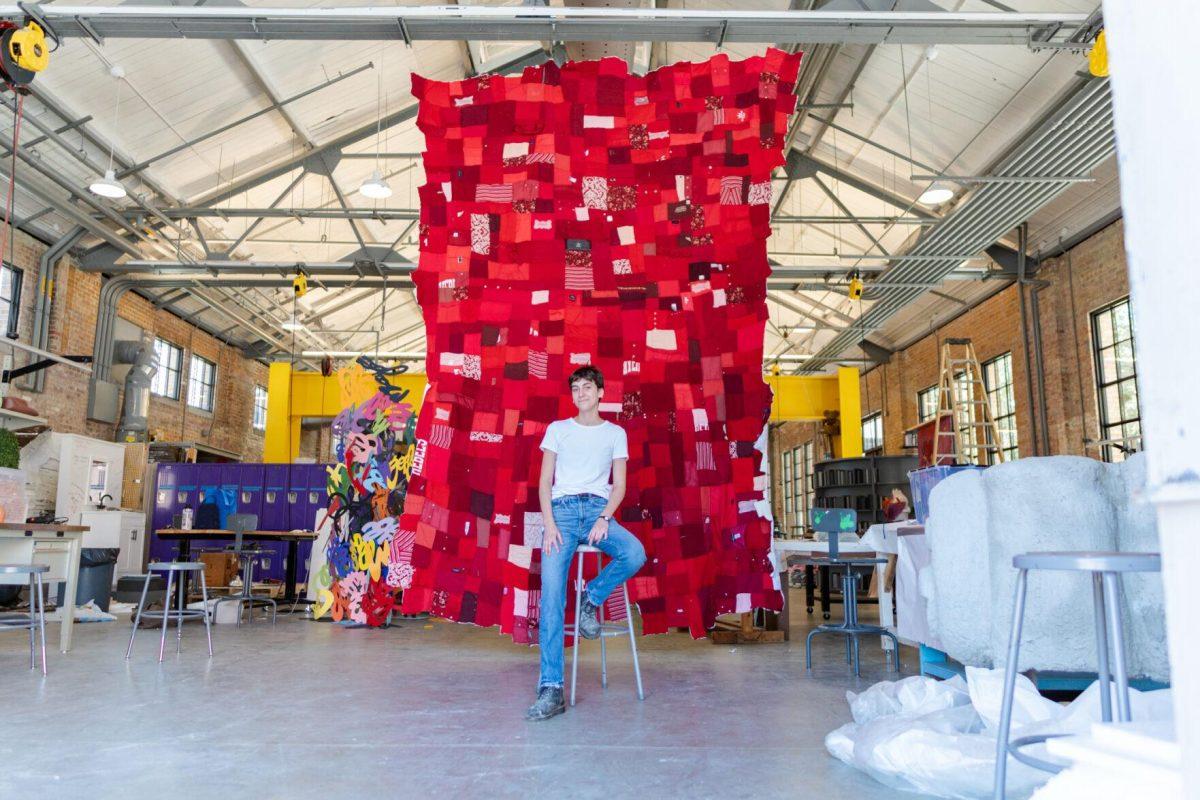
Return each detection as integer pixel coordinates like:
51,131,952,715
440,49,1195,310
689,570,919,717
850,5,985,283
526,365,646,721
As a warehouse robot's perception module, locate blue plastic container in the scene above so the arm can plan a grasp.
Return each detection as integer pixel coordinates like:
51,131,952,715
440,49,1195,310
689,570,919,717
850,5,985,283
908,465,986,524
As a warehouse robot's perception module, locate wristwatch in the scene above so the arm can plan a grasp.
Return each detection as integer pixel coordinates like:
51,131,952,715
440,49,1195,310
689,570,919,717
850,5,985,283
599,515,611,522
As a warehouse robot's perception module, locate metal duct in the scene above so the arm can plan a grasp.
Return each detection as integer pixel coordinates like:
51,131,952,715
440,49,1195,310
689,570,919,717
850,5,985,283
802,77,1115,372
113,339,158,443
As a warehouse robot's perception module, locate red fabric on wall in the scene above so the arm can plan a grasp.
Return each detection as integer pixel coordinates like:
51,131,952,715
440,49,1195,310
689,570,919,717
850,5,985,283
395,49,802,643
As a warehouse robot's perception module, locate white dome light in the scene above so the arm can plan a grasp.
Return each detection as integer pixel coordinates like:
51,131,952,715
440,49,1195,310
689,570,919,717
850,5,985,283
918,182,954,206
359,170,393,199
89,169,127,199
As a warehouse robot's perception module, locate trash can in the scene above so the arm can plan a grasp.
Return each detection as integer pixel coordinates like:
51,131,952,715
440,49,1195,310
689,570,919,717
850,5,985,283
58,547,120,612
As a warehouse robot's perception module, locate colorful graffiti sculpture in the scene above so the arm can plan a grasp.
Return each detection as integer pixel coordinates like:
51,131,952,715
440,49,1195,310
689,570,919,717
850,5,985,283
311,357,418,626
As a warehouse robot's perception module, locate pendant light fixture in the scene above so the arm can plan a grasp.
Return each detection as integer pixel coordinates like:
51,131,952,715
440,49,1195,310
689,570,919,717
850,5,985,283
918,182,954,206
359,50,392,199
89,65,128,200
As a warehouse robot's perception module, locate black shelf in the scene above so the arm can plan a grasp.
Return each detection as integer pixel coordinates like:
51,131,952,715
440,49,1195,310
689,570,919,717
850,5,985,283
813,454,918,530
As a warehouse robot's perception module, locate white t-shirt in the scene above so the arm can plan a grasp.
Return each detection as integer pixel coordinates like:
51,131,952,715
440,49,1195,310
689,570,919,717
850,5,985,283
539,418,629,500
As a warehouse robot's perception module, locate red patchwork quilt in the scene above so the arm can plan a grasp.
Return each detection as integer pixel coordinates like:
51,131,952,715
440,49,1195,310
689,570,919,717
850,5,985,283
394,48,802,643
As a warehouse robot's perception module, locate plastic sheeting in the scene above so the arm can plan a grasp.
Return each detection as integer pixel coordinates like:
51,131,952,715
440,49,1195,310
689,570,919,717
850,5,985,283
826,668,1173,799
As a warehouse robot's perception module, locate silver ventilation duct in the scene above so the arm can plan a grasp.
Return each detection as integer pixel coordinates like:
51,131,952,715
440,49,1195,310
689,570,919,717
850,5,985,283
114,339,159,443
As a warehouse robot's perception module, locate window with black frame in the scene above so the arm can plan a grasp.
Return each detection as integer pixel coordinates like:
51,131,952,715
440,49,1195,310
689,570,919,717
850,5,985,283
0,263,23,338
1091,298,1142,462
917,385,939,423
151,338,183,399
187,355,217,412
862,412,883,455
982,353,1019,462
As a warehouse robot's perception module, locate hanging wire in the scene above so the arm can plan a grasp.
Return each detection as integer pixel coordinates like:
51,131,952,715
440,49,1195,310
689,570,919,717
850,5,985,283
106,79,123,174
898,44,916,173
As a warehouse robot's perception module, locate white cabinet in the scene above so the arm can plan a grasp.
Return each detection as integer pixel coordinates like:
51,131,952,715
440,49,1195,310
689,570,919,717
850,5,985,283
79,509,146,582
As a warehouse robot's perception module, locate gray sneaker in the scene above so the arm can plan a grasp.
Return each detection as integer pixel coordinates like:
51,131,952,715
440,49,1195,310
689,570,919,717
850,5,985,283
578,597,602,639
525,686,565,721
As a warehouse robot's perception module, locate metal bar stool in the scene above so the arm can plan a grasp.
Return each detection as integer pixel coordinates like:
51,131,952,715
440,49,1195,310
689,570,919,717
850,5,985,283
992,551,1162,799
212,514,277,626
0,564,49,675
126,562,214,662
567,544,645,706
805,508,900,677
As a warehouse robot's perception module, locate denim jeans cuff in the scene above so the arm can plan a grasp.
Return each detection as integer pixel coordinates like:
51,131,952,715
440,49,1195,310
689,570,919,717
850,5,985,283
539,682,562,690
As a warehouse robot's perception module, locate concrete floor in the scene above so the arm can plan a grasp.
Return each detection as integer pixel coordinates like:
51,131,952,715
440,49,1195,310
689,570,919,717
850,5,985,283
0,589,928,799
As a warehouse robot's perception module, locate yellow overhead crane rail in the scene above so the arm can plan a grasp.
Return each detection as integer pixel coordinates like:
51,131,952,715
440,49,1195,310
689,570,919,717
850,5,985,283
263,363,864,462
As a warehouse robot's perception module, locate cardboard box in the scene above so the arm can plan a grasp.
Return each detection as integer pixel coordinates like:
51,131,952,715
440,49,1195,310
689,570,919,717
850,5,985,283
199,553,239,588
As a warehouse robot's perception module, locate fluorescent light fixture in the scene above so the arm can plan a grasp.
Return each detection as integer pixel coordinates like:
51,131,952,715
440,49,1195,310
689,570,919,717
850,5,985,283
918,182,954,206
281,321,305,332
89,169,127,199
359,170,393,199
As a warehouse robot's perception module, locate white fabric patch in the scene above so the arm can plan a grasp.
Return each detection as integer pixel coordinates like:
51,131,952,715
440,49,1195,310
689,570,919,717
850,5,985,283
533,218,553,230
502,141,530,159
748,180,772,206
649,130,669,140
441,181,452,200
713,288,727,308
613,258,632,275
583,115,615,128
623,360,641,375
494,513,511,525
675,175,688,201
434,407,450,422
508,545,532,570
693,408,710,432
575,207,589,221
440,352,465,368
736,593,752,613
453,96,474,107
469,431,503,443
582,176,608,210
569,352,592,365
523,512,545,548
512,587,528,617
532,289,550,305
598,402,623,414
646,329,677,350
470,213,490,254
617,226,635,245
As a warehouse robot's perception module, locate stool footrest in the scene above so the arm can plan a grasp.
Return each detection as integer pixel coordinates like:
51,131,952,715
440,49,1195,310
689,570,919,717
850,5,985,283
814,622,893,636
1008,733,1070,775
139,609,209,622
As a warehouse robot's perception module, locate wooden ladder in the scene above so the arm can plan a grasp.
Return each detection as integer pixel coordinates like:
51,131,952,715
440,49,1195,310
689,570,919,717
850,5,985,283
933,338,1005,465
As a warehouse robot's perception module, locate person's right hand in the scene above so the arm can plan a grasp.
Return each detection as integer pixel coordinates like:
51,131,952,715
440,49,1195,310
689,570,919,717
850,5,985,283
543,525,562,554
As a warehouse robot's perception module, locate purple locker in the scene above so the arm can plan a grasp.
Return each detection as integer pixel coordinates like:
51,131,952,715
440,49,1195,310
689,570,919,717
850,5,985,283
309,464,331,530
286,464,310,532
260,464,290,531
149,463,182,562
236,464,264,522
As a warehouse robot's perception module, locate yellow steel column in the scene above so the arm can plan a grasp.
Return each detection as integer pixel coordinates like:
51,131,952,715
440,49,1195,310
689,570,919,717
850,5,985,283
836,366,863,457
264,362,299,463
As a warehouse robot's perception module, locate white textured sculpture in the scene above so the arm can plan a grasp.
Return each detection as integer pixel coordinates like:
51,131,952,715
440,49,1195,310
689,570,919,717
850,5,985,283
923,453,1168,682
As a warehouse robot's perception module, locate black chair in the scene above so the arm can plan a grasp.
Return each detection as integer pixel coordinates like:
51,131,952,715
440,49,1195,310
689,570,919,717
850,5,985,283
804,508,900,677
212,513,276,625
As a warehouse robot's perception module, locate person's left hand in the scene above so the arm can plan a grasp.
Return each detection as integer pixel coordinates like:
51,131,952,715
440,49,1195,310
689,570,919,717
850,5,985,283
587,517,609,546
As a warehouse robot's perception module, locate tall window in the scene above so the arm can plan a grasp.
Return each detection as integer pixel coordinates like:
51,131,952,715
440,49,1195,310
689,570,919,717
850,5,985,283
1092,298,1141,462
780,446,793,534
151,338,183,399
917,385,939,423
801,440,815,529
187,355,216,412
252,385,268,431
862,412,883,455
0,263,23,338
982,352,1019,462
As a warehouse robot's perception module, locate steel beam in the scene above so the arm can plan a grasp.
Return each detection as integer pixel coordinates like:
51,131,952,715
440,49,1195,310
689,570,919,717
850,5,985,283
122,207,420,220
0,7,1092,45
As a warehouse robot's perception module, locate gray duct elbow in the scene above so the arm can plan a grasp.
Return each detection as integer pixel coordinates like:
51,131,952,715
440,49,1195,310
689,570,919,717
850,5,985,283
114,340,159,437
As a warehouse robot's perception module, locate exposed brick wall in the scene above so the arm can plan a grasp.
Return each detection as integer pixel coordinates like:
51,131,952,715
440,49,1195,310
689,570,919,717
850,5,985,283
774,219,1131,470
3,224,268,460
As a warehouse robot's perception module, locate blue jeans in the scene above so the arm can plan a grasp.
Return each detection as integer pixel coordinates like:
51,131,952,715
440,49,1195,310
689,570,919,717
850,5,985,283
538,493,646,689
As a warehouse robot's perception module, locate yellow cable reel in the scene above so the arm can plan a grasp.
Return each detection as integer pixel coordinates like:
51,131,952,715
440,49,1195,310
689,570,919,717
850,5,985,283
10,21,48,72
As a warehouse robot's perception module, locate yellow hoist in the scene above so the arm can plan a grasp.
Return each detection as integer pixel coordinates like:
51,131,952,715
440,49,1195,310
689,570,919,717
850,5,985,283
0,20,51,89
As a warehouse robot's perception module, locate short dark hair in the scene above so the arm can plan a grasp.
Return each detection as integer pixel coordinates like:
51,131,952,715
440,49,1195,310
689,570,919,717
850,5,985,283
568,365,604,390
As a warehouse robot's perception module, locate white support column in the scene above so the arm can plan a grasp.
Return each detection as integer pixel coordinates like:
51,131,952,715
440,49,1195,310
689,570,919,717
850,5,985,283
1104,2,1200,795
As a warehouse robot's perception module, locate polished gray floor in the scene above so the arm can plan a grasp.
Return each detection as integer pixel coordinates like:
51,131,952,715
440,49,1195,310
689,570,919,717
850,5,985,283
0,589,926,799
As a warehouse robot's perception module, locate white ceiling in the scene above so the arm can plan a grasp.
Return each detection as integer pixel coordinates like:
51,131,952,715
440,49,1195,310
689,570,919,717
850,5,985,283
3,0,1115,369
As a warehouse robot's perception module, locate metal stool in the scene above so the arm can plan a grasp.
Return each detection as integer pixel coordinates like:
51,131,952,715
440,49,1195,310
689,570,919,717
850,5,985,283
805,508,900,677
126,562,214,662
567,544,645,706
0,564,49,675
211,514,277,626
992,551,1162,799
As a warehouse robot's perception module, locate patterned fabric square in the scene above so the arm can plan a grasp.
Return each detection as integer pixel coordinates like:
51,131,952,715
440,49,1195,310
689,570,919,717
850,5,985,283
399,49,802,643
